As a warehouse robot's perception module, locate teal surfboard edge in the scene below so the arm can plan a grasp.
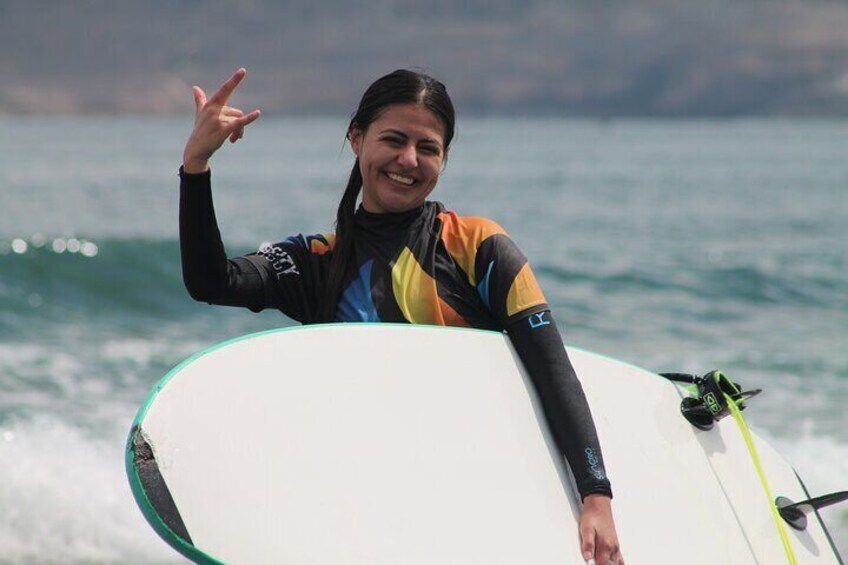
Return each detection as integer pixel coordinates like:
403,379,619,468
125,330,249,565
125,444,224,565
124,326,303,565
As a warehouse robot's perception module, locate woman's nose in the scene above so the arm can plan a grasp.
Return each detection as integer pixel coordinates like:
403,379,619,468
397,144,418,168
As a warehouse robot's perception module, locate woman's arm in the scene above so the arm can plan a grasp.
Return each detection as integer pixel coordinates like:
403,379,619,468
506,311,623,564
506,311,611,497
179,168,323,322
177,68,277,310
179,168,268,309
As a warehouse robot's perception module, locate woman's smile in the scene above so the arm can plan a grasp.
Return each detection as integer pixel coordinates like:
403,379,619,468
385,171,416,186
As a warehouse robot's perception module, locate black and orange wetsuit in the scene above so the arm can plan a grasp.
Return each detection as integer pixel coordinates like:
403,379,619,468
179,168,612,500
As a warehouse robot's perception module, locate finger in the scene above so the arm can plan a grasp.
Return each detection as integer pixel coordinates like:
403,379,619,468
221,109,259,144
209,68,247,106
591,536,615,564
598,534,620,563
594,550,612,565
192,86,207,113
580,527,596,562
228,118,248,143
222,107,245,118
226,109,261,133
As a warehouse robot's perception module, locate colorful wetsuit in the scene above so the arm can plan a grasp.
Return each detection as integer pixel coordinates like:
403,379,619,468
179,168,612,499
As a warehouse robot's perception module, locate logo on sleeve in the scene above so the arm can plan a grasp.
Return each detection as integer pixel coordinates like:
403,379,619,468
584,447,606,481
529,312,551,329
259,244,300,278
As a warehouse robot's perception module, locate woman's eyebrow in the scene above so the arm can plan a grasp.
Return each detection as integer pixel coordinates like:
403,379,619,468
379,128,441,145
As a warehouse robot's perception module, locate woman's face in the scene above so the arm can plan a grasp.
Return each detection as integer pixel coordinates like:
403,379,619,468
350,103,447,214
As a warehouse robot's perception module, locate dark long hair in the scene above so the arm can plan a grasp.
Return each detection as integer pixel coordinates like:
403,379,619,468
316,69,456,323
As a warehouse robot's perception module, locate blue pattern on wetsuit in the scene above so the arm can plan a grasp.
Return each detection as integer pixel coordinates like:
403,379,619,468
284,234,308,248
336,259,380,322
477,260,495,310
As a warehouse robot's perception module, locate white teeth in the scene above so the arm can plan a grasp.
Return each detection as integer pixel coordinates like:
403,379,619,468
386,172,415,185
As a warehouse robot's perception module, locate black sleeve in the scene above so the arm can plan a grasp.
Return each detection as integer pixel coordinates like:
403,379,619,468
506,310,613,500
178,168,321,322
178,167,269,310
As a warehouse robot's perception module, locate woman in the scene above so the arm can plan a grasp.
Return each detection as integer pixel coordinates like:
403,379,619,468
180,68,624,565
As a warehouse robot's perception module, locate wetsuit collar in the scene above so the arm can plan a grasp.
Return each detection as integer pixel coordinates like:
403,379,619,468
354,203,429,238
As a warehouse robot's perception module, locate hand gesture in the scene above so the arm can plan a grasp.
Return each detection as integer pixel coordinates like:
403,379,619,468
182,68,261,173
580,494,624,565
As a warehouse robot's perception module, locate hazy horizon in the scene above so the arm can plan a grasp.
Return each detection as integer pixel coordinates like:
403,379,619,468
3,0,848,117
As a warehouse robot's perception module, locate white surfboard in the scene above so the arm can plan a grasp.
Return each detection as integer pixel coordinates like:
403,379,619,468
126,324,842,564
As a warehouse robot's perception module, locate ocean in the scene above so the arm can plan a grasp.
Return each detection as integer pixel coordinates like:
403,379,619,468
1,116,846,562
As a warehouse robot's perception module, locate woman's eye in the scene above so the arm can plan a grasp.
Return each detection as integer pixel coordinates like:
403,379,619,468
420,145,441,156
383,136,403,146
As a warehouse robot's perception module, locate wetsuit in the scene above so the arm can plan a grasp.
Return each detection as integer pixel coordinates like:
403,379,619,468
179,167,612,500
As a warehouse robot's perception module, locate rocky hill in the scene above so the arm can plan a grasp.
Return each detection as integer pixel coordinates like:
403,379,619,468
2,0,848,116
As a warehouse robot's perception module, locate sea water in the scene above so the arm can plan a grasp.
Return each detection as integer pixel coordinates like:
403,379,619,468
1,116,846,562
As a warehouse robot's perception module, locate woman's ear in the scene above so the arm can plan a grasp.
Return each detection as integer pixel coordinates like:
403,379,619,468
349,127,362,157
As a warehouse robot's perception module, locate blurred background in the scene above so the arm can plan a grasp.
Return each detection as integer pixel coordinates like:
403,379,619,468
1,1,846,562
4,0,848,117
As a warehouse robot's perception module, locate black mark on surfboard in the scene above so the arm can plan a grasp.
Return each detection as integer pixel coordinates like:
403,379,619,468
131,426,194,545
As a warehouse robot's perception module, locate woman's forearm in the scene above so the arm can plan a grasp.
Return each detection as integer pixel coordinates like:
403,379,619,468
178,168,265,308
506,311,613,500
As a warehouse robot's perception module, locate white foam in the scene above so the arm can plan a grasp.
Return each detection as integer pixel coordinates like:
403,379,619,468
101,336,201,368
0,416,184,564
0,343,46,367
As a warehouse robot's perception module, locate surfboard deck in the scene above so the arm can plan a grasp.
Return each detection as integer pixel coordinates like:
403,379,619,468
127,324,841,564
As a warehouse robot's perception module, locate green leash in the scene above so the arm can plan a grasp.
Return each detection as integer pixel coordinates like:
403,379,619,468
722,381,798,564
661,370,798,564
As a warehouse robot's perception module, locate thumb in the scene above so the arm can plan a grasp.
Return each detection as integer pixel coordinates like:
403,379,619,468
192,86,207,113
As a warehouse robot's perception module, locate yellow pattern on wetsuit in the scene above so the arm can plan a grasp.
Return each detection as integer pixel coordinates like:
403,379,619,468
391,246,466,325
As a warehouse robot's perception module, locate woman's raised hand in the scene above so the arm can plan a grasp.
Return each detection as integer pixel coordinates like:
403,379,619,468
182,68,261,173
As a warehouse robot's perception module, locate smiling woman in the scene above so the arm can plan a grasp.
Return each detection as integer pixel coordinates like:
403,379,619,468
176,67,624,564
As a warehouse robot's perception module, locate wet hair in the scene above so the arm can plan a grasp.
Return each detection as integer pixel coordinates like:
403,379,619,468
317,69,456,323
